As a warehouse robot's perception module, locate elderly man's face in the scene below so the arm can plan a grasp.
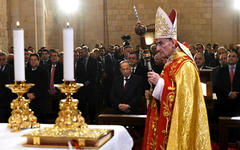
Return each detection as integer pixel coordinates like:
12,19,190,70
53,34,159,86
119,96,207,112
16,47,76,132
216,49,227,59
155,38,175,58
120,62,131,77
219,53,228,66
194,54,205,68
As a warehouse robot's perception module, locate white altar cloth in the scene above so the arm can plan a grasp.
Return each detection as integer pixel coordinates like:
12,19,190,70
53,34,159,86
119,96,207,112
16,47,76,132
0,123,133,150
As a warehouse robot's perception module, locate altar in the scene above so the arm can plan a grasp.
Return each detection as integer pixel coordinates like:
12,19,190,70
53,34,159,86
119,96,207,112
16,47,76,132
0,123,133,150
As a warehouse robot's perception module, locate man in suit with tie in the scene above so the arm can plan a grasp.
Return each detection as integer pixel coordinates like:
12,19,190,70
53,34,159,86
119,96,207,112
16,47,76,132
47,49,63,116
215,50,240,116
26,54,49,123
128,51,149,93
76,46,98,123
40,49,50,69
110,60,143,114
102,45,118,107
194,52,211,70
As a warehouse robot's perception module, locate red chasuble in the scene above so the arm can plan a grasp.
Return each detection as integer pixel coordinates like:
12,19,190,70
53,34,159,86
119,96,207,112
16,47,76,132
142,48,211,150
157,55,192,149
142,55,192,150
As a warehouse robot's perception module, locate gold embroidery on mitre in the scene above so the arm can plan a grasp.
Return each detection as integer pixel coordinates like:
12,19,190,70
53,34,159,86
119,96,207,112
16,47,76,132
155,7,177,39
155,15,170,37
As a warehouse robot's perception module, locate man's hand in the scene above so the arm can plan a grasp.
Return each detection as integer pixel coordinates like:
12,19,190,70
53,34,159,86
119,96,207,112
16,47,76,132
229,91,239,99
148,72,160,85
118,104,130,113
27,93,35,100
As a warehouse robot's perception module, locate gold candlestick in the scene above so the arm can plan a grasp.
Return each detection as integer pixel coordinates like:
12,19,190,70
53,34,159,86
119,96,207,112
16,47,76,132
22,81,114,148
54,80,87,129
5,81,40,132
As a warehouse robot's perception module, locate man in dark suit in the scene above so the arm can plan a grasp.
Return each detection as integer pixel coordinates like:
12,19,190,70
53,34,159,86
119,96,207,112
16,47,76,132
39,49,51,69
26,54,49,123
24,49,31,68
215,51,240,116
76,46,97,123
110,60,143,114
128,51,149,92
48,49,63,86
0,52,14,83
102,45,119,107
212,53,228,92
0,71,12,122
47,49,63,116
194,52,212,70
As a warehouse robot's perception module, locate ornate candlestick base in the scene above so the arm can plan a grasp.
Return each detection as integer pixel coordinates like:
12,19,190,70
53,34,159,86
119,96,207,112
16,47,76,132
5,81,40,132
54,81,87,129
22,80,114,149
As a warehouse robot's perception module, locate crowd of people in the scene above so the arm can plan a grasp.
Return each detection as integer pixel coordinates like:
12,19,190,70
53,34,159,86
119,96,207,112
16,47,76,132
0,42,239,123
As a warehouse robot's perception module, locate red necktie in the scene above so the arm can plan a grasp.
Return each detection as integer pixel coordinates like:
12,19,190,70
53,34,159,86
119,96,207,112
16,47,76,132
50,65,55,90
230,66,234,89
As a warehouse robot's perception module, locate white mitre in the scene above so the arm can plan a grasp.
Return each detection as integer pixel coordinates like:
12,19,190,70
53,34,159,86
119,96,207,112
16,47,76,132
155,7,194,60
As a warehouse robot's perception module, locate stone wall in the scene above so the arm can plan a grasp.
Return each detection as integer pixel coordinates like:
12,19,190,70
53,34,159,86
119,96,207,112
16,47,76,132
212,0,240,46
3,0,240,51
106,0,213,48
45,0,104,50
0,0,8,52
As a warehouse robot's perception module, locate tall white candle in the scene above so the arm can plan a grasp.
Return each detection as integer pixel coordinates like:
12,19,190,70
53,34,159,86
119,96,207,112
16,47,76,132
63,24,74,81
13,21,25,81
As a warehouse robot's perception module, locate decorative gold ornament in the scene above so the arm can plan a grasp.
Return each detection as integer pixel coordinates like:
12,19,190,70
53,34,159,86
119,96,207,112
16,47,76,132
54,80,87,129
23,127,114,148
22,80,114,149
5,81,40,132
135,22,147,37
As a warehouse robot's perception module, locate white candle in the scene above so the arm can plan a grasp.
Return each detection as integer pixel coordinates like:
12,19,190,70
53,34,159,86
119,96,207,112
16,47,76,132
63,24,74,81
13,21,25,81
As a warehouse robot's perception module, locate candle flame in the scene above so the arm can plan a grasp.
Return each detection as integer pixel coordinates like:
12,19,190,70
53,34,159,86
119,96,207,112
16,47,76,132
16,21,20,27
67,22,70,27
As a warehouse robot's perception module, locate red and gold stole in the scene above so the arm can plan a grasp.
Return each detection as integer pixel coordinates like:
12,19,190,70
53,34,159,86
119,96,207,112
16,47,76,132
142,98,159,150
157,55,193,150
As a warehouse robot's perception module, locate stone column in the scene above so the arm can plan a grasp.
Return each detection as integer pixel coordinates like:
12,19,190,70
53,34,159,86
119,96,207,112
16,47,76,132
35,0,46,51
0,0,8,52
